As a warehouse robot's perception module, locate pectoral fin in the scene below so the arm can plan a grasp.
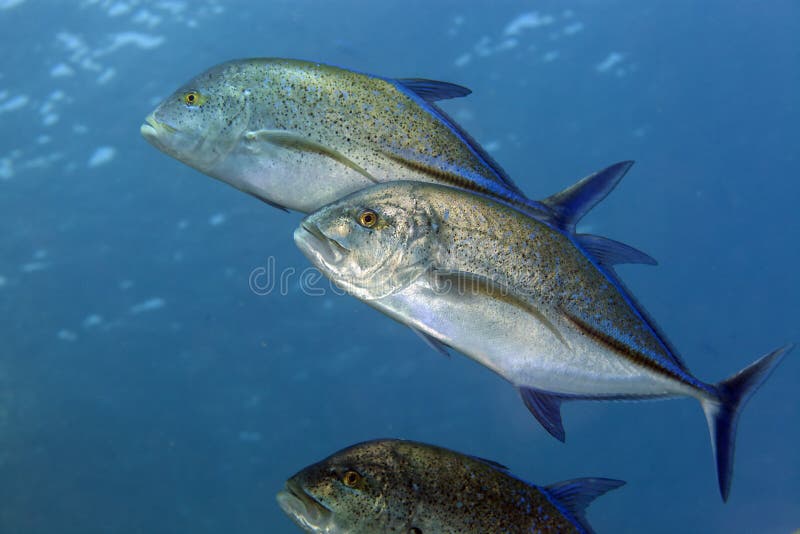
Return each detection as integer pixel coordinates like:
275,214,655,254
410,327,451,358
253,195,290,212
395,78,472,102
468,456,510,472
243,129,379,184
429,270,569,349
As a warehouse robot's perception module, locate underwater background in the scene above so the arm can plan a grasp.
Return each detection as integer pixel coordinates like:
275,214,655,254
0,0,797,532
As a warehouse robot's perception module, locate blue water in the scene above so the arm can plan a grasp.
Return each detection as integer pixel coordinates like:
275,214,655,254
0,1,797,532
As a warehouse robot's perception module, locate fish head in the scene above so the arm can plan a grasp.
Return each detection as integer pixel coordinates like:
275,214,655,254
294,182,438,300
141,60,254,173
277,441,408,533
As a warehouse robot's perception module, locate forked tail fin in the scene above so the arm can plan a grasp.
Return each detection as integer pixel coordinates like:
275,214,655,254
700,344,793,501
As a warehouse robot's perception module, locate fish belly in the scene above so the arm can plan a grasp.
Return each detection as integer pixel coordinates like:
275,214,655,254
376,280,693,399
209,144,376,213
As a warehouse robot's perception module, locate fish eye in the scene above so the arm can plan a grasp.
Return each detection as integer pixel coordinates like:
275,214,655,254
182,91,205,107
357,209,378,228
342,470,361,487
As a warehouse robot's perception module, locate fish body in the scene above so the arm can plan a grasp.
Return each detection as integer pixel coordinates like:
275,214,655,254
141,58,533,213
277,439,623,533
294,178,792,501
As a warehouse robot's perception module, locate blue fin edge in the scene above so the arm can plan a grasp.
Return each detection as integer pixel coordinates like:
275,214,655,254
542,161,633,233
544,478,626,534
576,234,657,267
395,78,472,102
700,343,793,501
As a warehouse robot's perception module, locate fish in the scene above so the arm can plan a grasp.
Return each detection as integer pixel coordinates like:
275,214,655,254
293,173,793,502
140,59,657,271
140,57,532,214
277,438,624,533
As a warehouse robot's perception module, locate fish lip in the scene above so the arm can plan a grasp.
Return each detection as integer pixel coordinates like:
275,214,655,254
296,222,349,264
140,113,176,141
276,479,332,527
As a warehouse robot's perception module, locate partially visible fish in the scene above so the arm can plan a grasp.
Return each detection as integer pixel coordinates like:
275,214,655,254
277,438,624,533
140,57,529,213
294,175,793,502
141,59,658,275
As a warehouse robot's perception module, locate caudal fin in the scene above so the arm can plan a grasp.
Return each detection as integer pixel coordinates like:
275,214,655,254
700,344,793,501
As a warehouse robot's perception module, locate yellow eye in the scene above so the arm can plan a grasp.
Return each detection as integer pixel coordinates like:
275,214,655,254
182,91,205,106
342,470,361,487
358,209,378,228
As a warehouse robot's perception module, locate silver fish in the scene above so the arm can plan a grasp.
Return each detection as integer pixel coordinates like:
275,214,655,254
140,59,656,272
140,57,531,213
294,173,793,502
277,438,623,533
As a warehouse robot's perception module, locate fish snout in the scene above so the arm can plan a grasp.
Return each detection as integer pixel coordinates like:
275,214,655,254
140,113,176,144
294,222,349,266
276,478,332,529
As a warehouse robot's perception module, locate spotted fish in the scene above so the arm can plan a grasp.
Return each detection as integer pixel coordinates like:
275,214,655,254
293,175,793,501
277,439,623,533
140,57,531,213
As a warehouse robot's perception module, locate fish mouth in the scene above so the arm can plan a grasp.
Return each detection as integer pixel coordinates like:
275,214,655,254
276,479,332,530
140,113,176,142
294,222,349,266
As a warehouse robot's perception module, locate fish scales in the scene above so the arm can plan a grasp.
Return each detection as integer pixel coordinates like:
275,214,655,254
294,180,792,500
396,183,696,391
278,439,622,533
141,58,528,213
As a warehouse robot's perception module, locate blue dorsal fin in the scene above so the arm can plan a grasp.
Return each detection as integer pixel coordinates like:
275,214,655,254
519,387,566,442
544,478,626,534
576,234,657,267
395,78,472,102
542,161,634,233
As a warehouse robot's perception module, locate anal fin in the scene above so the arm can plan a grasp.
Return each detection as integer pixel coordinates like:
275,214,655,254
519,387,567,442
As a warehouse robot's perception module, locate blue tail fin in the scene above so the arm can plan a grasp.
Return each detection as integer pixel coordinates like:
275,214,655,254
700,344,793,501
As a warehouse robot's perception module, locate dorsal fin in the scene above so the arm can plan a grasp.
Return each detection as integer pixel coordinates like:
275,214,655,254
395,78,472,102
544,478,625,534
576,234,657,268
542,161,634,233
